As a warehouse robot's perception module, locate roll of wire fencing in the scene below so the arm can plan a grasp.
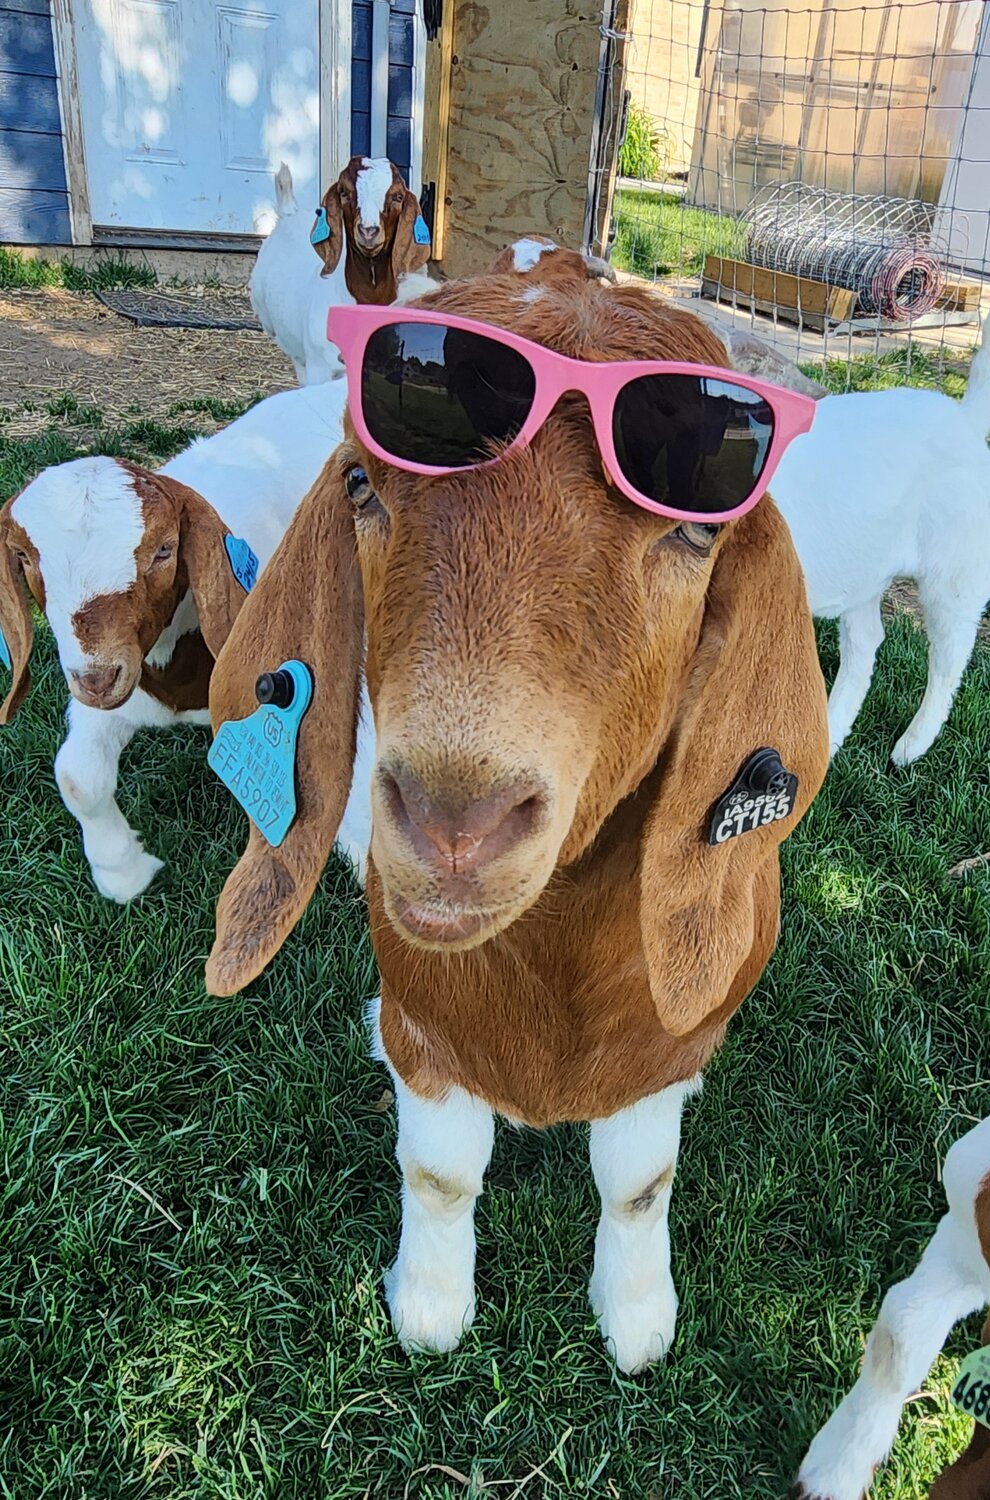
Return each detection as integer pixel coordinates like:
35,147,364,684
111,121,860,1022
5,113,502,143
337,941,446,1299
744,182,950,322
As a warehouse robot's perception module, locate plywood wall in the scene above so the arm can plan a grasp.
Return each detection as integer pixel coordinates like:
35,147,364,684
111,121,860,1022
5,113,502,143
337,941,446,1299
422,0,626,278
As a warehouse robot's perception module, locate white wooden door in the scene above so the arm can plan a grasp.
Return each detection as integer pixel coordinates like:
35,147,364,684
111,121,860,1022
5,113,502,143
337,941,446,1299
73,0,320,234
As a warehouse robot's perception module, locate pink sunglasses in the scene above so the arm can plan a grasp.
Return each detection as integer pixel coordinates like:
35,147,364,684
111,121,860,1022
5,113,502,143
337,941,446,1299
327,304,816,523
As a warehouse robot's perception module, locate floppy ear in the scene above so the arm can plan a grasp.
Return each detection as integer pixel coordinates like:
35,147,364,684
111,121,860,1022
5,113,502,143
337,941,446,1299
390,189,431,278
205,466,363,996
640,499,829,1037
156,474,248,658
313,184,344,276
0,525,32,724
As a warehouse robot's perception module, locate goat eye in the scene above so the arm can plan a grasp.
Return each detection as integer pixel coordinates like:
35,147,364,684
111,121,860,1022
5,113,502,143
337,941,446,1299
152,543,174,565
671,521,720,555
344,465,378,509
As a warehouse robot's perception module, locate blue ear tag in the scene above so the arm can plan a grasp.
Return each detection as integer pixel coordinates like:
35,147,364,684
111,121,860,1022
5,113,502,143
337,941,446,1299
225,534,259,593
413,213,431,247
208,660,313,848
310,206,331,245
0,625,10,671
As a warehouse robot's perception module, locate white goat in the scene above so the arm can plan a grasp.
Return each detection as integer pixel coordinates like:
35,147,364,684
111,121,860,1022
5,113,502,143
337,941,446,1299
794,1115,990,1500
250,157,431,386
0,384,372,901
771,315,990,764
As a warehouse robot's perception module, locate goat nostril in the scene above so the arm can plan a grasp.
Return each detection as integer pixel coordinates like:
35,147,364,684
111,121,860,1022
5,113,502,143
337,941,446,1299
381,768,546,872
71,665,123,697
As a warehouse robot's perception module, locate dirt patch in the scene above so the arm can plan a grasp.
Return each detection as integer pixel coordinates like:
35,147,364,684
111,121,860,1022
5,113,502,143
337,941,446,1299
0,287,294,435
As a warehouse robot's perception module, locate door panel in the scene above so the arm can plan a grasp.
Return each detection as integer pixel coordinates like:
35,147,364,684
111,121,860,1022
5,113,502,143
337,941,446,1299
73,0,319,234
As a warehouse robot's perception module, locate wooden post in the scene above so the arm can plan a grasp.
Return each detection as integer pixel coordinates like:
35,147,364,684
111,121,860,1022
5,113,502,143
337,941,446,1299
421,0,625,278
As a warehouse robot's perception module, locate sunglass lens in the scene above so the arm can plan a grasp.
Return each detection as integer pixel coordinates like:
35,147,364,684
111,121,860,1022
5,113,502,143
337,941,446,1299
612,374,775,514
361,322,536,467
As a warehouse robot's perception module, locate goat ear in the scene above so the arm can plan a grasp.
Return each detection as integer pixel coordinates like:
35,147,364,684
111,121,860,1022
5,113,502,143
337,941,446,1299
0,520,32,724
206,465,363,996
391,189,431,278
313,185,344,276
158,474,248,658
639,501,828,1037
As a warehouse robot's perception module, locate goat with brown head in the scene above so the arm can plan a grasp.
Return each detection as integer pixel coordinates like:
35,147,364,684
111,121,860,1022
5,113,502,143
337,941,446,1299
0,455,248,901
206,249,829,1369
310,155,431,305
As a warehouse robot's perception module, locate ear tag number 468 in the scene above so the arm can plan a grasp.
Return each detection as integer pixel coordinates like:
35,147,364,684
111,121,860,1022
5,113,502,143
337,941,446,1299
208,659,313,848
952,1348,990,1428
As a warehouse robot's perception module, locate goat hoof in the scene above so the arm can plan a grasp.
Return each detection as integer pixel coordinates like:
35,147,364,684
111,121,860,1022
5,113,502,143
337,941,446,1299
92,850,165,903
384,1260,474,1355
590,1275,677,1374
890,733,928,768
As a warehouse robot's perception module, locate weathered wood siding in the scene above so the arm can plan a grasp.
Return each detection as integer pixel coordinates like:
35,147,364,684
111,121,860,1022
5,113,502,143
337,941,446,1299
0,0,70,242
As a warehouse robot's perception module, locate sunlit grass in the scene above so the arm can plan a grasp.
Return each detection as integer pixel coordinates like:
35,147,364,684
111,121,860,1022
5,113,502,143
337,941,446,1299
0,419,988,1498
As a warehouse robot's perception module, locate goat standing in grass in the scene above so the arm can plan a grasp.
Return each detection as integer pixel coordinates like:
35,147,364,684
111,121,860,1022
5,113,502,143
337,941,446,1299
206,244,829,1371
794,1116,990,1500
0,385,372,900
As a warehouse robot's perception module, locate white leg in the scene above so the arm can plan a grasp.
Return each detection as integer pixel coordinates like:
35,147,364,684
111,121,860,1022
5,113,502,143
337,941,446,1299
891,586,982,766
384,1063,494,1354
588,1080,696,1374
54,700,164,902
827,597,885,756
794,1213,988,1500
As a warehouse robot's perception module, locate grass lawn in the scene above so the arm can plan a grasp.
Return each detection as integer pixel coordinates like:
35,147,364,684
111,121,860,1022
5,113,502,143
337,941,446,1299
611,189,747,281
1,405,989,1499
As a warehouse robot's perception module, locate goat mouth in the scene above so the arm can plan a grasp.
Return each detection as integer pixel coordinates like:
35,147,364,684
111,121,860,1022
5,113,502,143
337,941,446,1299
66,676,137,711
387,894,504,949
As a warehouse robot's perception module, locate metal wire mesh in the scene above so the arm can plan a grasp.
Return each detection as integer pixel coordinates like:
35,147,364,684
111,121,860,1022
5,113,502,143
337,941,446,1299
745,183,952,320
605,0,989,390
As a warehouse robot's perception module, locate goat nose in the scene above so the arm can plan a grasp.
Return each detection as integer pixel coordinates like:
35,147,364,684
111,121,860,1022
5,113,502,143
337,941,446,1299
70,665,122,697
357,222,379,239
381,766,547,874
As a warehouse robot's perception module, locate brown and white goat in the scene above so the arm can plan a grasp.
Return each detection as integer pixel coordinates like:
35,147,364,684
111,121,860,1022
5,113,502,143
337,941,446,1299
0,388,373,899
205,252,829,1370
794,1115,990,1500
250,156,433,385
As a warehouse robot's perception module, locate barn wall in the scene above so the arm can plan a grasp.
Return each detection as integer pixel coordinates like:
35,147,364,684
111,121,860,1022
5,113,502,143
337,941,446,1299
0,0,70,243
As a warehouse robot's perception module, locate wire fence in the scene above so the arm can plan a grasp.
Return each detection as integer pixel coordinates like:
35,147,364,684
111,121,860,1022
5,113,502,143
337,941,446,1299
608,0,989,391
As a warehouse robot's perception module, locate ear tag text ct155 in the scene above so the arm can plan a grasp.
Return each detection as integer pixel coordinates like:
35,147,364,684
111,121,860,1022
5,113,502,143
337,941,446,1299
208,660,313,848
708,748,798,845
224,534,259,592
0,625,10,671
311,207,331,245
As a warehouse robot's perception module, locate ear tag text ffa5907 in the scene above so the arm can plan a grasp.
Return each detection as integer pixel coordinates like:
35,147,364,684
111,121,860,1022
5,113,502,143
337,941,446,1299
208,660,313,848
413,214,431,247
0,625,10,671
224,534,259,592
708,748,798,846
952,1347,990,1428
310,206,331,245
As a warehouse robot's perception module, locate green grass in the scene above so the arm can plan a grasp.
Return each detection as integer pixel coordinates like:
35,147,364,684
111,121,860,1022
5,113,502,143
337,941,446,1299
1,425,989,1497
611,188,747,280
0,246,157,292
802,344,971,398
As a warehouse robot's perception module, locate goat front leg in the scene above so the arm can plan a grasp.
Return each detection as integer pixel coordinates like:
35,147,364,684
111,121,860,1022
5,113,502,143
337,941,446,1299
54,699,164,902
793,1216,988,1500
384,1065,494,1355
588,1078,697,1374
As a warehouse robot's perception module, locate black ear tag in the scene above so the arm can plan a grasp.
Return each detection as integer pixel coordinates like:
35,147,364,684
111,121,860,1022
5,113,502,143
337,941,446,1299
708,748,798,846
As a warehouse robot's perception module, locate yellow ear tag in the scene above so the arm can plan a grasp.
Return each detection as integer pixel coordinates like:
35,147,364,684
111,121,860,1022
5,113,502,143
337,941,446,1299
208,660,313,848
952,1347,990,1428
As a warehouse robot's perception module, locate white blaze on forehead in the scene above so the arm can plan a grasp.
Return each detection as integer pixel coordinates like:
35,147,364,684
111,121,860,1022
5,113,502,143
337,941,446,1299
511,238,557,272
11,455,144,669
356,157,396,226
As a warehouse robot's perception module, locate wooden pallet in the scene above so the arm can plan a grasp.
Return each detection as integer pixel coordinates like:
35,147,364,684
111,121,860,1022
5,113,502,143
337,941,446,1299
937,277,984,313
701,255,858,332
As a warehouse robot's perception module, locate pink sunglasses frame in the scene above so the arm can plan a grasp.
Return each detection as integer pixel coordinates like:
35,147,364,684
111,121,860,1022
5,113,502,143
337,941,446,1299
327,303,817,523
